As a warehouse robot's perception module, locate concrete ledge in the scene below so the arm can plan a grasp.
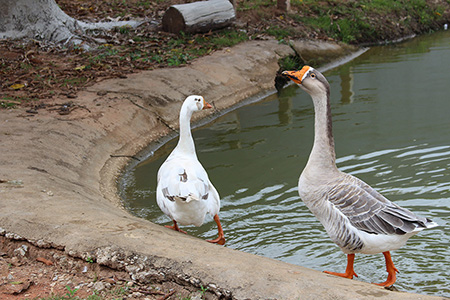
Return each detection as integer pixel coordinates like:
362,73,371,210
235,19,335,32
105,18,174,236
0,39,445,299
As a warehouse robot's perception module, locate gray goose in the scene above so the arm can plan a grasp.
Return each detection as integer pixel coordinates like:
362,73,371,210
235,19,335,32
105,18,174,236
156,95,225,245
283,66,437,286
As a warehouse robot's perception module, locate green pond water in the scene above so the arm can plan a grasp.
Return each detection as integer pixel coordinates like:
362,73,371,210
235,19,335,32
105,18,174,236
121,30,450,297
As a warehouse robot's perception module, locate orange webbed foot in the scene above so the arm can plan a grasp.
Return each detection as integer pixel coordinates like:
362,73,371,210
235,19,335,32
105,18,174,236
372,251,398,287
207,214,226,245
324,253,358,279
165,220,187,234
206,235,226,245
323,269,358,279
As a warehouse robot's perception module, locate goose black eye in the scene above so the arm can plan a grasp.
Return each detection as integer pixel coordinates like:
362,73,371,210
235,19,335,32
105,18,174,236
310,73,316,78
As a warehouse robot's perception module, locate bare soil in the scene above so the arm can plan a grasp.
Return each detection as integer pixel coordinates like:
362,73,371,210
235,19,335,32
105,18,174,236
0,237,217,299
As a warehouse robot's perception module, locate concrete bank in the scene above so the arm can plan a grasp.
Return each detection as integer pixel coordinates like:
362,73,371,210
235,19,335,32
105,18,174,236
0,38,445,299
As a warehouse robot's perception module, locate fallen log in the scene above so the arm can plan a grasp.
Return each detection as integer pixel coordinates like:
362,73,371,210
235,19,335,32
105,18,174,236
162,0,235,34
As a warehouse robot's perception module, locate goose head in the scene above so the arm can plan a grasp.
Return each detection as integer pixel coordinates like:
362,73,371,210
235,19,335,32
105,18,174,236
282,66,330,98
183,95,213,112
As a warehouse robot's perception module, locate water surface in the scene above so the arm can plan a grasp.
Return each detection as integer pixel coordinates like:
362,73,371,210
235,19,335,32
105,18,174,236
121,30,450,297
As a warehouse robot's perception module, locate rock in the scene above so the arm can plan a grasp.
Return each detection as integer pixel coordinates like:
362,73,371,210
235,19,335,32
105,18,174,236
14,245,28,257
92,281,107,292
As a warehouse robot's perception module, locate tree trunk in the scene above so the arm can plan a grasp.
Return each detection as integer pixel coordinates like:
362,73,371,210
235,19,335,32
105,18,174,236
0,0,141,48
162,0,235,34
277,0,290,12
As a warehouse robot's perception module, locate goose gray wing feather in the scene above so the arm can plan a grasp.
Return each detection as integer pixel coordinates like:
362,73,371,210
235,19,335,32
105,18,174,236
327,174,429,235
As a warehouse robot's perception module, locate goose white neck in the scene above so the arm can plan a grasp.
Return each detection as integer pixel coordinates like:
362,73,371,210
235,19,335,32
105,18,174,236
307,92,337,172
174,105,197,157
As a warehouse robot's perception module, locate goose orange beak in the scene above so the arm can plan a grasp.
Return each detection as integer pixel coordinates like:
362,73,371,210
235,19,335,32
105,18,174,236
203,100,212,110
282,66,311,84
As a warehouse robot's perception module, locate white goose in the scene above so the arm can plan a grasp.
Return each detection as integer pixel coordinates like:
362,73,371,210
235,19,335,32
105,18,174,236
156,95,225,245
283,66,437,286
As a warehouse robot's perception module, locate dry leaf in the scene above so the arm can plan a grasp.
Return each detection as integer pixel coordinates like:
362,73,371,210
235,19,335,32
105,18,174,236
10,83,25,90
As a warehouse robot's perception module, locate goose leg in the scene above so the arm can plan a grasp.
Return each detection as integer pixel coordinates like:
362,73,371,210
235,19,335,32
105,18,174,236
206,214,226,245
373,251,398,287
324,254,358,279
165,220,187,234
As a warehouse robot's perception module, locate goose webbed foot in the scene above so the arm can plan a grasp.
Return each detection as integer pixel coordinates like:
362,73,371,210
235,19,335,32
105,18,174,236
206,235,225,245
372,251,398,287
206,214,226,245
165,220,187,234
324,253,358,279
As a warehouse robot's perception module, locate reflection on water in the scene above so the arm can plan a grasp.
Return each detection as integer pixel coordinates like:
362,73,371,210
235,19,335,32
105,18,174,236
121,31,450,297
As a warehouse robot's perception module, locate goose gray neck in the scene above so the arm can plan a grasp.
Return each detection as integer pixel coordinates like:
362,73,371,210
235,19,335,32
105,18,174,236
307,90,337,172
175,105,197,157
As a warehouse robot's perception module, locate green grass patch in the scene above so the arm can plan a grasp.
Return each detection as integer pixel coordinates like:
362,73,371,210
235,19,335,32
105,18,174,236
278,54,303,71
265,25,294,41
238,0,275,11
290,0,446,43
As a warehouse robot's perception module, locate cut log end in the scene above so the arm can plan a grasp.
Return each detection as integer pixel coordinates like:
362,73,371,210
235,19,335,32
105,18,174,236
162,7,186,34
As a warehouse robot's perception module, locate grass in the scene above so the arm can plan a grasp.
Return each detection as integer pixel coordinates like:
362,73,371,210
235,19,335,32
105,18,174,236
287,0,446,43
264,25,293,41
238,0,275,11
149,29,248,66
29,285,130,300
1,96,39,108
278,54,303,71
83,29,248,69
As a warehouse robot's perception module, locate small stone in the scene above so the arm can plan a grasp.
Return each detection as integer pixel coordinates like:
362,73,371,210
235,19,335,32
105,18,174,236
10,257,19,266
132,292,143,297
14,245,28,256
92,281,106,292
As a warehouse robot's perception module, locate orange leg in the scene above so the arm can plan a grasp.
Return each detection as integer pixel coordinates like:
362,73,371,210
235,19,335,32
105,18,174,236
206,214,226,245
373,251,398,287
165,220,187,234
324,253,358,279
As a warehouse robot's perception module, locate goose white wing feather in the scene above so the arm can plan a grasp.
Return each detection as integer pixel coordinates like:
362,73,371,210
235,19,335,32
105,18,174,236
156,156,220,224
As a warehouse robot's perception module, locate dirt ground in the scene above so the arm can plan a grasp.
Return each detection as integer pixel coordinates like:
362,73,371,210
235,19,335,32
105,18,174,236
0,237,216,300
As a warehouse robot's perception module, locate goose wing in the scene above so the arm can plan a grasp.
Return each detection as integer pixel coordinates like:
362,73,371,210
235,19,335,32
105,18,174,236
327,174,429,235
156,157,220,215
157,159,209,201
